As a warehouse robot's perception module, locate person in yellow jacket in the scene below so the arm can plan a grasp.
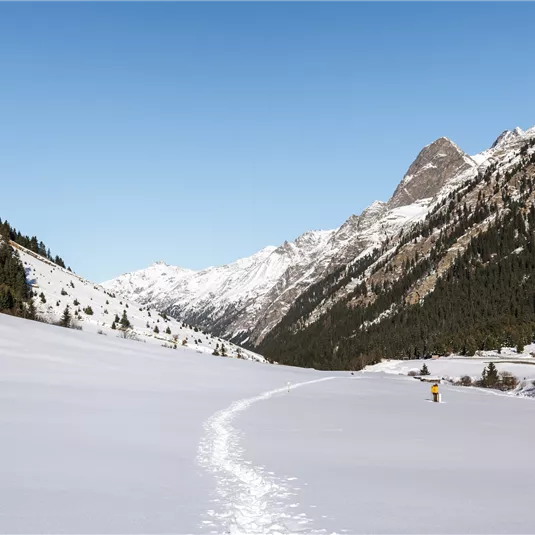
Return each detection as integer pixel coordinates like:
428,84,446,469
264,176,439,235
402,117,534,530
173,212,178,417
431,383,439,402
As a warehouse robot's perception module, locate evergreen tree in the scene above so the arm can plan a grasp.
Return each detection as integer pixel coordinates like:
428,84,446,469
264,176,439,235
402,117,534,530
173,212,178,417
165,326,171,335
420,363,430,376
153,325,159,334
481,362,499,388
59,305,71,328
120,310,131,329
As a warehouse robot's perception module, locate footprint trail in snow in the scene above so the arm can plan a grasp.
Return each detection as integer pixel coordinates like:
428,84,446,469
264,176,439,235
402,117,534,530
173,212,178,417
197,377,337,534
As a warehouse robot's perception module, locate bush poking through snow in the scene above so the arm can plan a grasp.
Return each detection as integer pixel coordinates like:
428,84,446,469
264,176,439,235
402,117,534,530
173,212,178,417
499,371,519,391
119,329,139,341
459,375,473,387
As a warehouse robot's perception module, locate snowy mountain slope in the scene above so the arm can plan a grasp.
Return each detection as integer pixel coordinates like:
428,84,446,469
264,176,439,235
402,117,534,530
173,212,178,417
12,241,265,362
259,126,535,370
104,124,535,346
2,311,535,534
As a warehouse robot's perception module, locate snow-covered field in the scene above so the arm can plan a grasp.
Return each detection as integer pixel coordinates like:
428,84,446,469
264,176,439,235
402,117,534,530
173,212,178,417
2,313,535,534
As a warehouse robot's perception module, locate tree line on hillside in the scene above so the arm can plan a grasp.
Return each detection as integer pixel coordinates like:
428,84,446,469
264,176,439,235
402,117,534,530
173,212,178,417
0,218,67,269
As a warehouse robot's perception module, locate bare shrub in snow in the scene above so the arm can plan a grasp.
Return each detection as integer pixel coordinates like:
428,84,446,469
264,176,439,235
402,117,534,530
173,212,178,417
459,375,472,387
118,329,139,341
499,371,519,391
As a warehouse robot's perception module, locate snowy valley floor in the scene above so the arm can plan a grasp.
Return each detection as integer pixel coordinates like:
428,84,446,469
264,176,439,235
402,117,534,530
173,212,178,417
1,314,535,534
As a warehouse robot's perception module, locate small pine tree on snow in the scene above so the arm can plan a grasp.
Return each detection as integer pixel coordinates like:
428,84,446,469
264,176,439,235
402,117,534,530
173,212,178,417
182,339,187,346
165,326,171,335
83,306,93,315
146,322,150,328
420,363,430,376
39,292,46,304
481,362,499,388
212,348,220,356
106,300,109,305
70,280,74,287
120,310,131,329
59,305,71,328
153,325,159,334
111,321,117,330
61,288,68,296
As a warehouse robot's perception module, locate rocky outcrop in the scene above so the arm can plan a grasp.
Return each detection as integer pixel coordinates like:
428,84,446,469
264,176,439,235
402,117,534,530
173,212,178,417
388,138,476,209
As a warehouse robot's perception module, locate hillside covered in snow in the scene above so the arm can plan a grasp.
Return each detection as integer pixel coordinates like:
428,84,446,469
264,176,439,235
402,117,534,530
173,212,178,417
3,237,264,363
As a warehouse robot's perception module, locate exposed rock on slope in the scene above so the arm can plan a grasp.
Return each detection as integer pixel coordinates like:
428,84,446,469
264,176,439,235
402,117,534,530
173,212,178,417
388,138,476,209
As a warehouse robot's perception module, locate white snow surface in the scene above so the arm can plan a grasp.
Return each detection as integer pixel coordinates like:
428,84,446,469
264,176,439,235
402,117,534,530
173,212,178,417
2,313,535,534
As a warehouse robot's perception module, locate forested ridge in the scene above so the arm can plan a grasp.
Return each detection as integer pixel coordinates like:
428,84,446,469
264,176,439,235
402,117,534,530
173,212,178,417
258,138,535,370
0,218,68,318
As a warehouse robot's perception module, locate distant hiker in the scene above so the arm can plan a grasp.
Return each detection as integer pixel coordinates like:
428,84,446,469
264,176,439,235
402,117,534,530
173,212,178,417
431,382,439,402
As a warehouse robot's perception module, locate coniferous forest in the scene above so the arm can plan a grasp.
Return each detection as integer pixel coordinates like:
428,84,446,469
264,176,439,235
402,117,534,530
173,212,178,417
258,140,535,370
0,218,67,318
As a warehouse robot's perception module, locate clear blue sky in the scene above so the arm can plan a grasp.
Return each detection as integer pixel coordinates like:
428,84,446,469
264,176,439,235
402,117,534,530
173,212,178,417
1,2,534,282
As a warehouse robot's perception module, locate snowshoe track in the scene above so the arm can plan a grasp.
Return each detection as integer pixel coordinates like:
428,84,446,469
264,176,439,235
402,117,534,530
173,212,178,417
198,377,336,534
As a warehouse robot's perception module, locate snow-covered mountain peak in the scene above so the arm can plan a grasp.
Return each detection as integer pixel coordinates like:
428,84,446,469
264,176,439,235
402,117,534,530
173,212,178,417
361,200,387,219
491,127,525,149
471,124,535,166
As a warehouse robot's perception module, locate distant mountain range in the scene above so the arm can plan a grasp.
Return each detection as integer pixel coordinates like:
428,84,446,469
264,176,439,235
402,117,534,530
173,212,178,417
103,128,531,322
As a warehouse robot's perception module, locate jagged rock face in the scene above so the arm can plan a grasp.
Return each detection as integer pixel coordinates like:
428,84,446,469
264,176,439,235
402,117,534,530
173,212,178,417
388,138,475,209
